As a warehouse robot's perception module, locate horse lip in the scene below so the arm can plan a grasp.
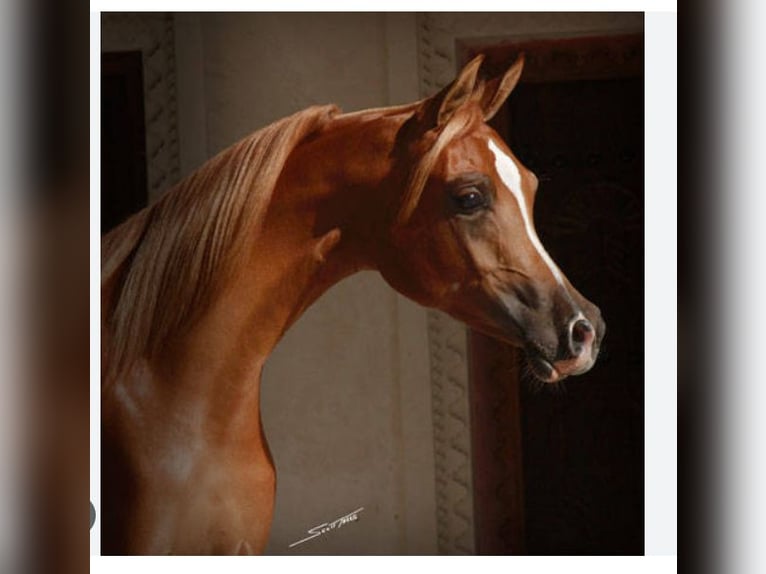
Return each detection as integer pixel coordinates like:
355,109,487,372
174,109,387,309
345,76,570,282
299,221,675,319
526,352,561,383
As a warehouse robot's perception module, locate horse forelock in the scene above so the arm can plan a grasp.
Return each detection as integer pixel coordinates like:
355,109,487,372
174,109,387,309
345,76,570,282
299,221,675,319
101,104,340,384
395,105,482,227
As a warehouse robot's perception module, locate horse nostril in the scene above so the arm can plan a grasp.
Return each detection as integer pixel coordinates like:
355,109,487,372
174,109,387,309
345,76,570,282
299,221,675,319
569,318,595,356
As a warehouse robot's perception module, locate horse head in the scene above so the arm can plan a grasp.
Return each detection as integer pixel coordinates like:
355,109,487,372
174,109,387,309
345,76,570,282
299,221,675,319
377,54,605,382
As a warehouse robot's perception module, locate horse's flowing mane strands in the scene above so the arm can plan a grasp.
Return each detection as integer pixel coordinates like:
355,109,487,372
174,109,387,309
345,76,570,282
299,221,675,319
337,100,421,121
395,108,478,226
101,105,339,384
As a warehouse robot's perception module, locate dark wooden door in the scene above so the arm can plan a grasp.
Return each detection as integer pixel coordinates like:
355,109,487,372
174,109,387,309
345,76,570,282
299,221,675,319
101,51,148,234
465,34,644,555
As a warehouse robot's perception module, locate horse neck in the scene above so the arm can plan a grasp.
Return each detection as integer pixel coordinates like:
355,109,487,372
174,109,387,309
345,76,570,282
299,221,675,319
152,110,408,428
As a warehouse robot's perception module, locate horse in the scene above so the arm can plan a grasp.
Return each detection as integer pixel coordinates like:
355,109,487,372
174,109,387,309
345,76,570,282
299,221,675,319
101,54,605,555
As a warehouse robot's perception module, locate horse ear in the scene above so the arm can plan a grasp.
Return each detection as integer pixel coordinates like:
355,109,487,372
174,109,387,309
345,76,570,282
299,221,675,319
477,53,525,121
428,54,484,127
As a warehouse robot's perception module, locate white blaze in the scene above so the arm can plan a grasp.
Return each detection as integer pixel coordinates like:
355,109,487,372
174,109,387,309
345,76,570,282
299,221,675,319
487,138,565,287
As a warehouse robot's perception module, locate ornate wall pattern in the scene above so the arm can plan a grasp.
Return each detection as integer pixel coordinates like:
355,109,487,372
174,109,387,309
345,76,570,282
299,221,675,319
101,13,180,201
425,311,475,555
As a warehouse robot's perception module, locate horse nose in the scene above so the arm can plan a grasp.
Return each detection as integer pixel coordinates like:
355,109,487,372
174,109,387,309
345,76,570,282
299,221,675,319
568,316,595,357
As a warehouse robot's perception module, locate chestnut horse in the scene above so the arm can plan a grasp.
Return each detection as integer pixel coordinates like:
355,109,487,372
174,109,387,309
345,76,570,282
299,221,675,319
101,55,605,555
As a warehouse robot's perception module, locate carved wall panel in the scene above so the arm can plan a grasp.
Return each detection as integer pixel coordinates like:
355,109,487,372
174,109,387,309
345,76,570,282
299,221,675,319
101,13,180,201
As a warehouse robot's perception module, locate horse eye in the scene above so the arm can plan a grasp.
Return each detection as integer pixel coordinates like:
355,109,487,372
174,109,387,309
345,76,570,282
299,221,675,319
452,187,487,213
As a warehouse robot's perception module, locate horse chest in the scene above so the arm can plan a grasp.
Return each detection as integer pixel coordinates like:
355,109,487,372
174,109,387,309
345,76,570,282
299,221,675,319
147,461,274,554
105,378,276,553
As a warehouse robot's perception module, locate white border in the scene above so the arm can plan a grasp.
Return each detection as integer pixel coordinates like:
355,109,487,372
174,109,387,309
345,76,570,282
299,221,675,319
90,6,678,565
643,11,677,556
91,555,678,573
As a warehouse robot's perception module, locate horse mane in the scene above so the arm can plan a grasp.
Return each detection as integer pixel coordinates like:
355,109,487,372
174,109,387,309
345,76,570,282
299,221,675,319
102,104,339,383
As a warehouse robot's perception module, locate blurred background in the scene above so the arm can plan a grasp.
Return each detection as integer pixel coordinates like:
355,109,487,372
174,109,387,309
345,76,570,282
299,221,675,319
99,12,645,556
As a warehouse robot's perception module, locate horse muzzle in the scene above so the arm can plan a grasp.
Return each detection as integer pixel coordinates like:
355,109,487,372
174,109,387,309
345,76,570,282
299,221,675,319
523,307,605,383
482,279,606,383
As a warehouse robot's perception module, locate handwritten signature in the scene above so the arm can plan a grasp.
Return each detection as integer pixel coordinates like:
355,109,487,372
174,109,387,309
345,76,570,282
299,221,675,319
288,507,364,548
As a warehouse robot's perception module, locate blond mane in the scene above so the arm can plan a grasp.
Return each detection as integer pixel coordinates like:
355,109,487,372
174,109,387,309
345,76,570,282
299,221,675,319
102,105,339,383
